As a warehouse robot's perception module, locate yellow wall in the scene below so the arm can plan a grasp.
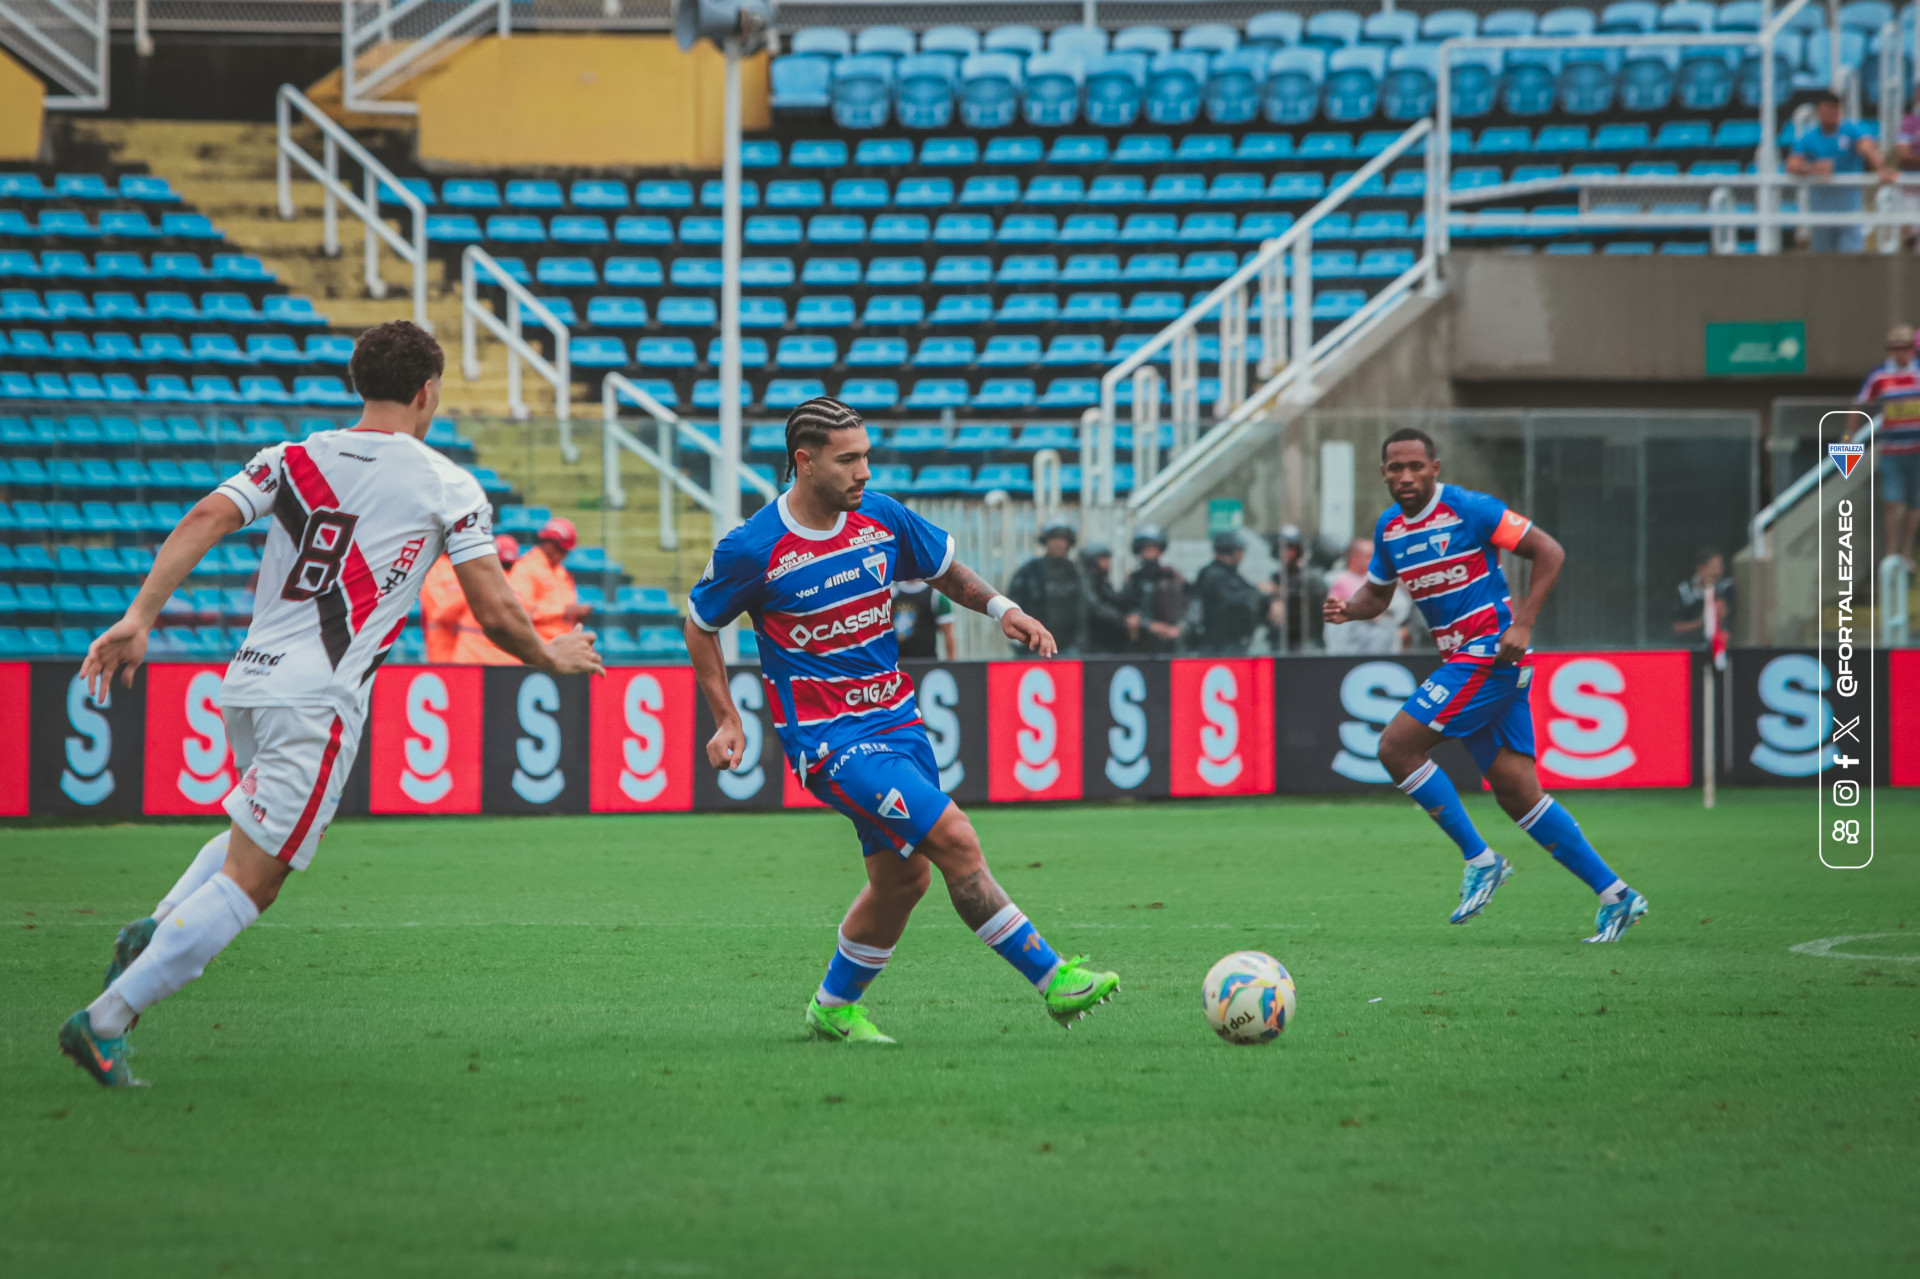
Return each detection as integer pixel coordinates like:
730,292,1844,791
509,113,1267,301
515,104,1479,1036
417,35,769,169
0,49,45,161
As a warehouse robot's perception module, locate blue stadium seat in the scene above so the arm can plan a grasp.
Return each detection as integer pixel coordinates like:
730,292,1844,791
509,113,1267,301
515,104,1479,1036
1060,213,1118,244
795,295,856,327
979,334,1042,367
637,180,693,210
601,257,663,288
832,55,894,129
914,336,975,366
612,216,672,246
997,214,1057,244
1146,51,1208,124
772,54,833,110
934,213,994,244
895,177,954,208
896,53,958,129
853,137,914,167
1088,174,1148,205
1269,172,1328,200
1114,24,1173,56
1594,122,1652,151
932,254,993,284
1124,292,1185,322
1062,291,1121,322
1304,10,1364,49
920,136,979,167
569,336,628,368
1621,47,1678,110
1677,49,1735,110
1325,45,1385,120
637,337,698,368
790,140,849,168
1122,212,1177,242
998,254,1058,283
1558,51,1618,114
506,180,563,210
961,174,1021,206
1385,45,1439,119
839,378,899,411
998,293,1059,323
486,215,545,243
984,23,1043,57
1205,50,1266,124
1500,50,1559,115
1246,10,1305,54
807,214,866,245
569,179,627,209
930,294,994,325
744,215,802,246
1023,52,1083,126
960,52,1023,129
871,214,930,244
831,178,890,210
659,297,718,327
904,382,970,411
776,335,837,369
704,336,768,367
847,336,908,366
537,257,596,287
699,180,759,209
864,295,924,325
1085,53,1147,126
1024,175,1084,205
867,256,925,286
1148,173,1206,203
801,257,860,286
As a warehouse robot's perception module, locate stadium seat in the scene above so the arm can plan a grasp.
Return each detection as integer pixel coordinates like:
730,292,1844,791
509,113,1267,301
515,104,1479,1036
1264,47,1326,124
1113,25,1173,56
832,55,894,129
1146,51,1208,124
1023,52,1083,126
867,256,925,286
1085,53,1147,126
896,54,958,129
960,52,1023,129
932,255,993,284
790,140,849,168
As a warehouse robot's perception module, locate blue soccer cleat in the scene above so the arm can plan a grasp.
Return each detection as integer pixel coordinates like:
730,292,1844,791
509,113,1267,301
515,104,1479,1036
58,1010,144,1088
1582,889,1649,943
1450,853,1514,924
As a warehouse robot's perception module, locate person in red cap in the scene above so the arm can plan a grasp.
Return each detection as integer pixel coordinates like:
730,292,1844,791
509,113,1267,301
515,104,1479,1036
508,516,591,642
420,535,523,663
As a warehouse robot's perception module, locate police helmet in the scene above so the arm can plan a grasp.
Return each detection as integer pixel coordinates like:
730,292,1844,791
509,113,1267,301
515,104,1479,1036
1131,524,1168,552
1038,523,1077,546
1212,529,1247,555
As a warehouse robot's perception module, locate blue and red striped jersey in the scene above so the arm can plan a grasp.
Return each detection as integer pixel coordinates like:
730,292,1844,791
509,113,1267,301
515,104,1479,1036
687,490,955,770
1368,483,1531,657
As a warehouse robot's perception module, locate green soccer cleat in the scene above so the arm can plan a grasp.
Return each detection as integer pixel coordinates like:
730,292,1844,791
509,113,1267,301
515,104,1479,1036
104,916,157,990
805,998,897,1045
1043,956,1119,1028
58,1010,143,1088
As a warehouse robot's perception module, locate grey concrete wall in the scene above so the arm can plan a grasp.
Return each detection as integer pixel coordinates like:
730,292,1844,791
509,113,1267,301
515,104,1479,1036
1449,252,1920,382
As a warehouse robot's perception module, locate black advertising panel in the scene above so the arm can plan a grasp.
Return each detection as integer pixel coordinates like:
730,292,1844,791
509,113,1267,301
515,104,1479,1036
29,662,146,817
692,665,785,812
482,666,592,814
333,717,373,819
902,659,987,804
1728,649,1890,787
1273,655,1477,794
1080,659,1171,800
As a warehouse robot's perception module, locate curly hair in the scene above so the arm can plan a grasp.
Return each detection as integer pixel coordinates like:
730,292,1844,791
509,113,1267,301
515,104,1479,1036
783,396,864,482
348,320,445,405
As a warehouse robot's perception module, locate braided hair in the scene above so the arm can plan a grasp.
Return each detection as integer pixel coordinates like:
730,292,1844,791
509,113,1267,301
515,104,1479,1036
783,395,864,483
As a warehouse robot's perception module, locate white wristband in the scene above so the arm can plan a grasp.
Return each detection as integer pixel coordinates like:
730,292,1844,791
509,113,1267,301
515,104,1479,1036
986,594,1020,622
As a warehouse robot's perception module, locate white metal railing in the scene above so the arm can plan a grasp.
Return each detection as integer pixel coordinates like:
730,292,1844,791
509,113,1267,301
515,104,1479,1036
600,371,778,552
1097,117,1438,514
342,0,502,115
275,82,430,328
461,244,571,431
0,0,109,108
1752,414,1876,559
1882,550,1911,646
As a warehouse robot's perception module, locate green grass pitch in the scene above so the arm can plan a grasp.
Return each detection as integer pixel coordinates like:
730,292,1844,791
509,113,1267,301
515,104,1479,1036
3,791,1917,1277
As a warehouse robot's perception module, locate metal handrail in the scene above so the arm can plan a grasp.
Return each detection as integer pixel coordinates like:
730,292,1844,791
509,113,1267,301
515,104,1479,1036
460,244,571,429
1095,116,1434,507
275,82,429,328
603,372,715,552
3,0,108,108
342,0,500,114
1752,413,1876,559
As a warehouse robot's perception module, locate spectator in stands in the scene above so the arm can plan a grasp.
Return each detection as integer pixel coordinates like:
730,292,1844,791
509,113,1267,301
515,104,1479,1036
508,517,591,642
1081,543,1134,655
1899,90,1920,250
891,580,955,660
1323,537,1410,654
1788,91,1895,254
1267,525,1327,652
420,535,521,664
1673,548,1733,647
1193,530,1280,655
1121,525,1186,655
1008,523,1091,653
1858,325,1920,572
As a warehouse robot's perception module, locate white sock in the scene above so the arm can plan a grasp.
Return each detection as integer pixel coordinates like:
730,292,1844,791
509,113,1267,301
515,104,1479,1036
815,931,894,1008
154,830,231,923
1598,879,1629,905
1465,849,1499,869
90,872,259,1036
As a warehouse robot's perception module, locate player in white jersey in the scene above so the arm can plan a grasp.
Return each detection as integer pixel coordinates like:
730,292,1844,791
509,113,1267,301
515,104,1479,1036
59,322,602,1087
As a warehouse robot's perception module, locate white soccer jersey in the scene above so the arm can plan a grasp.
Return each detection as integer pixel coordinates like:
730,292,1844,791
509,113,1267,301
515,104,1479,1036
213,428,496,716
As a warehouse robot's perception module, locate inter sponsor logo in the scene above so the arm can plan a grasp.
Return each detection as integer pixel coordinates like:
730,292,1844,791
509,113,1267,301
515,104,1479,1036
821,566,862,590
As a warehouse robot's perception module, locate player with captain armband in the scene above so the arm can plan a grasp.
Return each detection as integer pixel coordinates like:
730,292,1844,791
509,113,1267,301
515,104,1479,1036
685,397,1120,1044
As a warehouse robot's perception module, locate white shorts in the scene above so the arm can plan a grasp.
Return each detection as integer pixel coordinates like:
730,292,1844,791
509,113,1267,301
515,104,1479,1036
221,704,363,871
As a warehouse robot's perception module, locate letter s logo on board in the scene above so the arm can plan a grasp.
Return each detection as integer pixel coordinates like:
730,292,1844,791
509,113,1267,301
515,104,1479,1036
1014,666,1060,792
177,670,234,804
512,672,565,805
1333,662,1415,784
1105,665,1150,790
399,672,454,804
717,672,767,801
1197,664,1243,788
61,675,114,806
1752,653,1834,777
919,667,965,791
621,673,670,802
1541,658,1635,780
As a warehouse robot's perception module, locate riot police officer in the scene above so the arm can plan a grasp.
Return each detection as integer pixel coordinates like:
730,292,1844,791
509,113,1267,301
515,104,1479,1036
1007,523,1090,652
1193,529,1280,654
1120,524,1186,654
1080,542,1132,654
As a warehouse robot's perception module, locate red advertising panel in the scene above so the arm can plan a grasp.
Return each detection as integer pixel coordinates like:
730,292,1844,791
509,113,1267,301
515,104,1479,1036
0,663,27,816
589,666,696,813
142,663,237,815
1891,650,1919,787
368,666,485,814
987,661,1083,802
1169,658,1275,798
1528,651,1691,789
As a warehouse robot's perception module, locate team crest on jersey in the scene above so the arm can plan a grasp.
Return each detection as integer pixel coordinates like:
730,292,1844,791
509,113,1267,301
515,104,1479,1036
878,788,910,820
1429,531,1451,555
1828,442,1865,480
862,550,888,585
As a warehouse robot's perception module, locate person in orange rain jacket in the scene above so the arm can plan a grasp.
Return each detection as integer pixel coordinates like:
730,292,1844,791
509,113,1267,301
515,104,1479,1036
507,516,591,642
420,534,522,664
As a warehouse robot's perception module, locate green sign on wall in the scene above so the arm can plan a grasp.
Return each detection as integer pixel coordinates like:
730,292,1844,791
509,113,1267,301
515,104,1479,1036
1705,321,1806,376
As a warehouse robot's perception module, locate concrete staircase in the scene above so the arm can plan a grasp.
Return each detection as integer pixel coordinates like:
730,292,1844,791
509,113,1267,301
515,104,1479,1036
64,118,711,598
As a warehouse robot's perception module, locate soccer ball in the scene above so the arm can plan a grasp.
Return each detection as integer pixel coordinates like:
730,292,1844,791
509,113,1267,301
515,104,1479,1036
1202,951,1298,1045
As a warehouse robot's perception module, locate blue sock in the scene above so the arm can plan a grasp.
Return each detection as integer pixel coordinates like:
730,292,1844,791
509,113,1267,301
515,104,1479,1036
1518,796,1626,898
815,931,892,1007
975,904,1060,990
1398,760,1491,861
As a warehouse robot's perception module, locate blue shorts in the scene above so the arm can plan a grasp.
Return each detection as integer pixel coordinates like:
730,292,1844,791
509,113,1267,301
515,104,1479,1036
1403,641,1537,772
1881,449,1920,507
808,730,953,859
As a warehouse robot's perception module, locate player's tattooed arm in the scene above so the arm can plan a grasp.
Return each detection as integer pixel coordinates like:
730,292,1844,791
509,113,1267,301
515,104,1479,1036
686,621,748,771
1498,524,1565,662
930,559,1059,657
